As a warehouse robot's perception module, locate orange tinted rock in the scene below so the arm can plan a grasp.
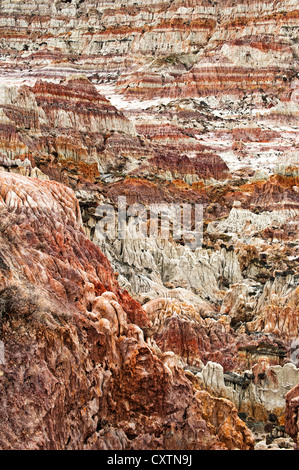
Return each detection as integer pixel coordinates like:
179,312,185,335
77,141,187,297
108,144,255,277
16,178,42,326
285,385,299,449
0,171,254,450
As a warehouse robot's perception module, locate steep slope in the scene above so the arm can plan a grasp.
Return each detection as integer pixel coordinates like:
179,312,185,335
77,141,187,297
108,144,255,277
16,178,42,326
0,172,255,450
0,0,298,450
0,0,297,176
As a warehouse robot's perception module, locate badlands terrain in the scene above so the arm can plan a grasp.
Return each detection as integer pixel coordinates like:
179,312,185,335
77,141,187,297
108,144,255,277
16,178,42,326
0,0,298,451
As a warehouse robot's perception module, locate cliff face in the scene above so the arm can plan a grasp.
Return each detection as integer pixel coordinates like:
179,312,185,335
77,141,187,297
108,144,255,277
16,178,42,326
0,76,155,182
0,0,298,178
286,384,299,450
0,0,298,451
0,172,254,450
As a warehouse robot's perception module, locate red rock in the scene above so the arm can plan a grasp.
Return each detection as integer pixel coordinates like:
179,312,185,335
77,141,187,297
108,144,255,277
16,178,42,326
149,152,230,181
0,172,254,450
285,385,299,449
0,0,297,451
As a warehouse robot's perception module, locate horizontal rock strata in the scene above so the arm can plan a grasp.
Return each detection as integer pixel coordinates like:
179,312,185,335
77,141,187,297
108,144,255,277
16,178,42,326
0,172,254,450
0,0,298,452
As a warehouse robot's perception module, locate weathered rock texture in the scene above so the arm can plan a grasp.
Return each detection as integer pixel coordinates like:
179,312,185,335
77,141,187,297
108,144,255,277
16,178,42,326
285,384,299,449
196,359,299,424
0,0,297,178
0,0,298,451
0,172,255,450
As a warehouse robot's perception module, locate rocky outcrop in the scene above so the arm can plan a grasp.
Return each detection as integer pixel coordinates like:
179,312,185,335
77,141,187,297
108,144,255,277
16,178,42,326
0,0,297,179
285,385,299,449
0,76,158,186
196,359,299,424
142,296,293,370
0,0,297,452
0,172,146,327
144,298,237,370
0,172,254,450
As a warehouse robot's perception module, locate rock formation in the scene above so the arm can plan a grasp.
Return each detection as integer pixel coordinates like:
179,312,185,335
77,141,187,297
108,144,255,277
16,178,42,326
0,0,297,452
0,172,255,450
285,384,299,450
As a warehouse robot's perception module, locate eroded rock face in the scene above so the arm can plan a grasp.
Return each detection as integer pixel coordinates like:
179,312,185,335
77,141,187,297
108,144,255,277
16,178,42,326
196,359,299,424
285,385,299,449
0,0,297,179
0,0,298,451
0,77,158,185
144,298,238,370
142,297,291,373
0,172,146,328
0,172,254,450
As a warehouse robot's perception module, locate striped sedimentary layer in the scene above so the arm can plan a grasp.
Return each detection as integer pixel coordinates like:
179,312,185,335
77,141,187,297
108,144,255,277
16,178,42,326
0,0,298,450
0,171,256,450
0,75,159,184
0,0,298,178
0,0,297,102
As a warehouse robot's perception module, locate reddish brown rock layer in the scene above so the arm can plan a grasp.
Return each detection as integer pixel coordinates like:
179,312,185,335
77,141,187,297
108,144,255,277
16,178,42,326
148,152,230,181
143,298,288,373
0,172,254,450
0,172,146,328
106,177,209,206
285,385,299,449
